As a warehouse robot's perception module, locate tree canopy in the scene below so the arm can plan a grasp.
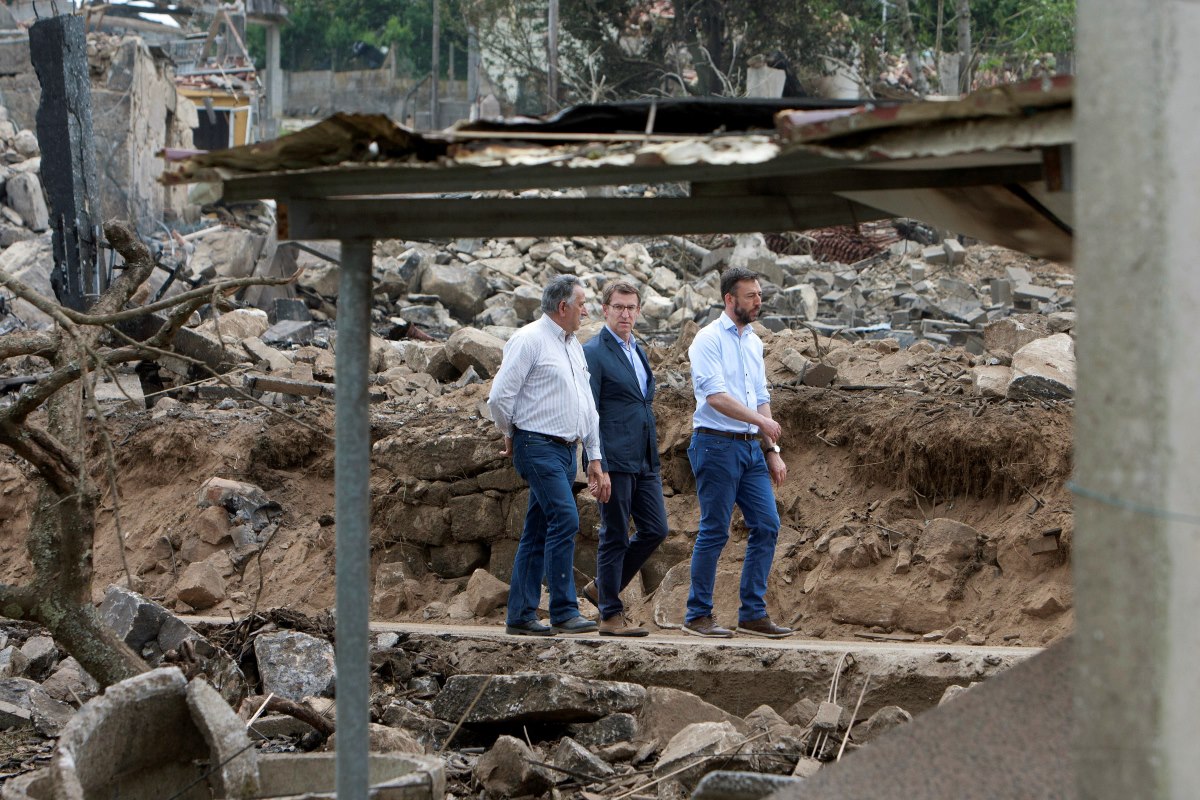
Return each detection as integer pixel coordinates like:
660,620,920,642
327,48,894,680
250,0,1073,102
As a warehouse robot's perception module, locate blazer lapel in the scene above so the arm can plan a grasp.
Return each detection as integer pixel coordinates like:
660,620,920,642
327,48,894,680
636,342,654,400
605,330,639,387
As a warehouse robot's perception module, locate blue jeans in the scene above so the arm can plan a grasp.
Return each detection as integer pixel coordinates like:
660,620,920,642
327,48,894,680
596,468,668,620
686,432,780,624
507,430,582,626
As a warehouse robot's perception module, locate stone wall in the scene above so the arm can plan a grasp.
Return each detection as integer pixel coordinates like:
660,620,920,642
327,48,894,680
0,34,195,235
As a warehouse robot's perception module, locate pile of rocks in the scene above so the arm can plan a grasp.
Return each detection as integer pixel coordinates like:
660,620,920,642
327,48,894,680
0,108,46,248
2,599,984,799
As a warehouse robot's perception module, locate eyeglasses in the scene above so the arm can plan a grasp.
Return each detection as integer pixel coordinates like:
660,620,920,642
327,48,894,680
606,303,640,315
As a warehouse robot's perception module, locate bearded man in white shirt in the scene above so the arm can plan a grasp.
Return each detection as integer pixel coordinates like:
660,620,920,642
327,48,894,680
487,275,611,636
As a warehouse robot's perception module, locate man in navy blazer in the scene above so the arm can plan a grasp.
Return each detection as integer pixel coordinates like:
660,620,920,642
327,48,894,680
581,280,669,636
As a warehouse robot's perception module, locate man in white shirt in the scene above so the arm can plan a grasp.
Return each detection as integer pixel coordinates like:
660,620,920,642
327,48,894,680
488,275,611,636
684,267,793,639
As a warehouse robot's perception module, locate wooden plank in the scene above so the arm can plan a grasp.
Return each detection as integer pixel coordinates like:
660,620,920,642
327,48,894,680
282,195,892,240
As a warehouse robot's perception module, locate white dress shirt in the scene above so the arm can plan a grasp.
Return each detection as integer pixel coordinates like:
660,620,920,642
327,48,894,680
689,312,770,433
488,314,602,461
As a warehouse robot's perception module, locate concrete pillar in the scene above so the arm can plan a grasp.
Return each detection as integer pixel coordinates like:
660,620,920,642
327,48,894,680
1074,2,1200,798
264,22,282,138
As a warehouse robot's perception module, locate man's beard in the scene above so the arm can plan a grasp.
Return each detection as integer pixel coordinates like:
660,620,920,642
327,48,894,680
732,302,757,325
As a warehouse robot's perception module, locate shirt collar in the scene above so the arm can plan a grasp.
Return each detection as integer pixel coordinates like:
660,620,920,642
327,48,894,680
719,312,744,336
543,314,573,342
604,324,632,348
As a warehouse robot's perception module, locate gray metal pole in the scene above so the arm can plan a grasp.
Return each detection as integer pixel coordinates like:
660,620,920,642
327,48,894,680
547,0,559,110
431,0,440,129
335,240,373,799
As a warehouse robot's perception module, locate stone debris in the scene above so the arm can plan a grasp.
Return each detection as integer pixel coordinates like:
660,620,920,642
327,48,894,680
431,672,645,724
253,630,336,701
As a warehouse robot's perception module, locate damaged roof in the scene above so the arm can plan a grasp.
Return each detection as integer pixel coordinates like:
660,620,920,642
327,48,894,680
162,76,1073,261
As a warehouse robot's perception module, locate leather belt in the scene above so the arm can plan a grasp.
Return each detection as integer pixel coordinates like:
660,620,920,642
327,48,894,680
696,427,757,441
515,428,580,448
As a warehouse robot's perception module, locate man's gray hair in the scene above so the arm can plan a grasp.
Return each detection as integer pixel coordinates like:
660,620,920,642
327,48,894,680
541,275,580,313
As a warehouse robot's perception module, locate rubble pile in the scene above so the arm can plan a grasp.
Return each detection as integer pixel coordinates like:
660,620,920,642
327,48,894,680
0,597,989,797
0,111,46,249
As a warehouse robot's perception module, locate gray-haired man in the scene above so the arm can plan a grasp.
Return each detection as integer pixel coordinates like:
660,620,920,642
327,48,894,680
488,275,611,636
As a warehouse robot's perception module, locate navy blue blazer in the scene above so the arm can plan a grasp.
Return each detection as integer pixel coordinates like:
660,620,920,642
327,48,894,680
583,327,659,474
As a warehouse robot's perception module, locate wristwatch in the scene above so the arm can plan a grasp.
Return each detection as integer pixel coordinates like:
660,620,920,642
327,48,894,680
766,444,781,454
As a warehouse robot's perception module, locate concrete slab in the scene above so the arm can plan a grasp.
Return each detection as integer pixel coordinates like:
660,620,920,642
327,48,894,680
763,638,1073,800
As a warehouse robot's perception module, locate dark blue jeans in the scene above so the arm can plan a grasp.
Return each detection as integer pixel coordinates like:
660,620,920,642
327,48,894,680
595,468,668,620
507,430,582,626
686,432,780,624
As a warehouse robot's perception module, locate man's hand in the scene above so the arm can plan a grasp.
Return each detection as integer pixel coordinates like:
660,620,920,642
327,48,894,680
759,416,782,443
766,451,787,487
587,461,611,502
500,436,513,457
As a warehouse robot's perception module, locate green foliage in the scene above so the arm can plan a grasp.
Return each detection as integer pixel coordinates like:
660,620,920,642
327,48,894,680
263,0,468,74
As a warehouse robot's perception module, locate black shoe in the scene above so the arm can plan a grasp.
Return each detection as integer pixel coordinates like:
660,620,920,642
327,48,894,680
505,619,556,636
551,615,598,634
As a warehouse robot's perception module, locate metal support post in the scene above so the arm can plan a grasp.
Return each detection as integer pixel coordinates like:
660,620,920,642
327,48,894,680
335,240,373,799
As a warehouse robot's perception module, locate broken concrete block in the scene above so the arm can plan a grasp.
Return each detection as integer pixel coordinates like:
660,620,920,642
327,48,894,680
915,519,981,581
464,568,508,616
654,721,752,791
474,735,555,797
856,705,913,743
1022,587,1070,618
983,314,1053,355
254,631,336,701
568,712,638,747
1005,265,1033,285
186,677,260,798
445,327,505,379
554,736,616,782
198,308,270,343
943,238,966,265
39,657,99,707
921,245,947,264
4,172,48,231
972,365,1013,398
0,677,74,736
99,584,208,664
894,540,914,574
989,277,1014,306
419,262,489,320
326,722,423,755
511,285,543,321
1008,333,1075,400
18,635,57,682
175,560,226,610
803,363,838,388
1013,283,1057,304
432,673,645,725
262,319,314,345
270,297,312,323
0,646,30,679
242,336,294,373
634,686,747,751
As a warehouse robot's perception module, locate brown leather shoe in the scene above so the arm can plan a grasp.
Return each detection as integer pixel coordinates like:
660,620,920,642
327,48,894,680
581,581,600,607
736,616,794,639
599,613,648,637
682,616,734,638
